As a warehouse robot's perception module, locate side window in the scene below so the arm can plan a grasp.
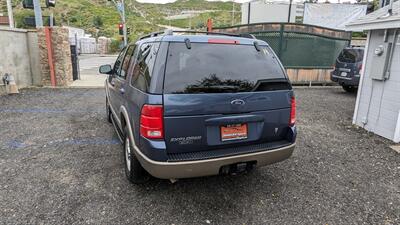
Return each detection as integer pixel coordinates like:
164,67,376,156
119,45,136,79
113,47,126,76
131,42,160,92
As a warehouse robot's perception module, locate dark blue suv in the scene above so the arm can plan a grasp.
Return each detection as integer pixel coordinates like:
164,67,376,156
331,47,364,92
99,31,297,183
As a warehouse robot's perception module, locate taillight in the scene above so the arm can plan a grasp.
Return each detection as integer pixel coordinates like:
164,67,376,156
289,97,296,126
140,105,163,139
358,64,363,71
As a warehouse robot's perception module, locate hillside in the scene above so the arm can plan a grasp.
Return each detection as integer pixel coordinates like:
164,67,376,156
12,0,241,41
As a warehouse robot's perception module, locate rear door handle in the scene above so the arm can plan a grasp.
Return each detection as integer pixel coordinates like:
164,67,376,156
120,88,125,94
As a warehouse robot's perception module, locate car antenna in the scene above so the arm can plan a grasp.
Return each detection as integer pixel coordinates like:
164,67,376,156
184,38,191,49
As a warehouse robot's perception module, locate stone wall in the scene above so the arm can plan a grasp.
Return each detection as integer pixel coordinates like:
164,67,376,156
37,27,73,86
98,37,111,55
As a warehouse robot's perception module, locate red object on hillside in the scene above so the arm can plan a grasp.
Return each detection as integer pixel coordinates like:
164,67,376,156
207,18,213,32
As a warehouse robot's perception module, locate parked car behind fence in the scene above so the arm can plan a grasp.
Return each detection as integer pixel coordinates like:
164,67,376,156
331,47,364,92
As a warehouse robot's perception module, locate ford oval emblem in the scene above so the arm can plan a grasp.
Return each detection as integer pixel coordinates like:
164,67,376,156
231,99,245,105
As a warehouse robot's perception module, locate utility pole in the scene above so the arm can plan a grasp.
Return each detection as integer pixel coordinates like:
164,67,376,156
287,0,293,23
33,0,43,27
6,0,14,28
50,12,54,27
121,0,127,46
189,8,192,30
231,2,235,26
247,2,251,24
110,0,127,46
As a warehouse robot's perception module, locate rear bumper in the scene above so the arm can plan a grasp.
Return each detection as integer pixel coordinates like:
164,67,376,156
330,72,360,86
133,143,295,179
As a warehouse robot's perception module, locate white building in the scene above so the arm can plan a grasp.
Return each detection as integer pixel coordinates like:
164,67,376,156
241,1,298,24
64,26,98,54
303,3,367,30
347,1,400,142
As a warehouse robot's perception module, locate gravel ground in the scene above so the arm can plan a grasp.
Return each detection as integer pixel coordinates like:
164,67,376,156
0,87,399,225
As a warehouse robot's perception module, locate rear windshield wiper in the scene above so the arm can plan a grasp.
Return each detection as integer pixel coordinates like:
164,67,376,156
186,85,241,93
203,85,240,90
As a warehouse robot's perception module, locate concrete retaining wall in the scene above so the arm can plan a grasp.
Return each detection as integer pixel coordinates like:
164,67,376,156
0,28,41,93
27,31,42,86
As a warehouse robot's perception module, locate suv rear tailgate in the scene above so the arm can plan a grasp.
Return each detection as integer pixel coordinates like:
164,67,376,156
164,91,292,154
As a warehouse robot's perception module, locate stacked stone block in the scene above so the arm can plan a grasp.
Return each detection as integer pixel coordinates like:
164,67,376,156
37,27,73,86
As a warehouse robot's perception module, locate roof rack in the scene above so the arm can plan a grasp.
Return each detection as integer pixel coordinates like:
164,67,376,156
138,29,257,40
138,31,166,40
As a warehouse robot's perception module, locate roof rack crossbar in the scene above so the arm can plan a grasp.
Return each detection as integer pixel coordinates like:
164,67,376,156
138,29,258,40
169,30,241,37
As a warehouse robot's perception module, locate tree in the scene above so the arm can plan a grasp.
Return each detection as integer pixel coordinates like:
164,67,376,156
92,15,103,28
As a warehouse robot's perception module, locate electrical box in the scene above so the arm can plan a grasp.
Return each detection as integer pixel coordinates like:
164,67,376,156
22,0,34,9
46,0,56,8
370,42,392,81
23,16,55,27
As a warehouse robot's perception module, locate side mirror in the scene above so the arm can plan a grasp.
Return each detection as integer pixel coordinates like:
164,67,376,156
99,64,112,74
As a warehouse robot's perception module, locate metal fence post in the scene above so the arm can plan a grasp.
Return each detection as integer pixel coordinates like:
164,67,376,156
278,24,284,58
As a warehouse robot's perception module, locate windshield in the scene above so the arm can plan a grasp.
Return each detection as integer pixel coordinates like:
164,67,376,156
163,43,289,94
337,49,364,63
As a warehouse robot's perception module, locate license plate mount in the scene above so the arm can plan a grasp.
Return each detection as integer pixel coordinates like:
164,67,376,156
220,124,248,142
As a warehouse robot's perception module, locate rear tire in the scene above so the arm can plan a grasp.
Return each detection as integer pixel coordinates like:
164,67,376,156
123,127,149,184
342,85,357,93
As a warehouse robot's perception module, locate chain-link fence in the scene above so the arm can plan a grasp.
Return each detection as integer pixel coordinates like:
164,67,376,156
213,23,352,69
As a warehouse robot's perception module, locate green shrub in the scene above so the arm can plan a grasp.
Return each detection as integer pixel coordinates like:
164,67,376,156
110,39,122,53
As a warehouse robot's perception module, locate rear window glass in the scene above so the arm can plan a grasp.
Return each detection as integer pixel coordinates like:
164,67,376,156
164,43,288,94
337,49,364,63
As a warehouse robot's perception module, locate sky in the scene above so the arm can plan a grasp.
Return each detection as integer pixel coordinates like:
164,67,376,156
137,0,357,4
137,0,250,3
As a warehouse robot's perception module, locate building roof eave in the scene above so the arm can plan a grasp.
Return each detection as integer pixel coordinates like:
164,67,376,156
346,19,400,31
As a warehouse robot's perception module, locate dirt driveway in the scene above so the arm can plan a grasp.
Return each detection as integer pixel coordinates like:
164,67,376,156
0,87,398,224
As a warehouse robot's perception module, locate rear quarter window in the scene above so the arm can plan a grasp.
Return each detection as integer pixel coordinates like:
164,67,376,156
130,42,160,92
164,43,289,94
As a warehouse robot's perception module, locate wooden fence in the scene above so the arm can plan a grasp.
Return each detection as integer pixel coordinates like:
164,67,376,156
286,68,333,85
